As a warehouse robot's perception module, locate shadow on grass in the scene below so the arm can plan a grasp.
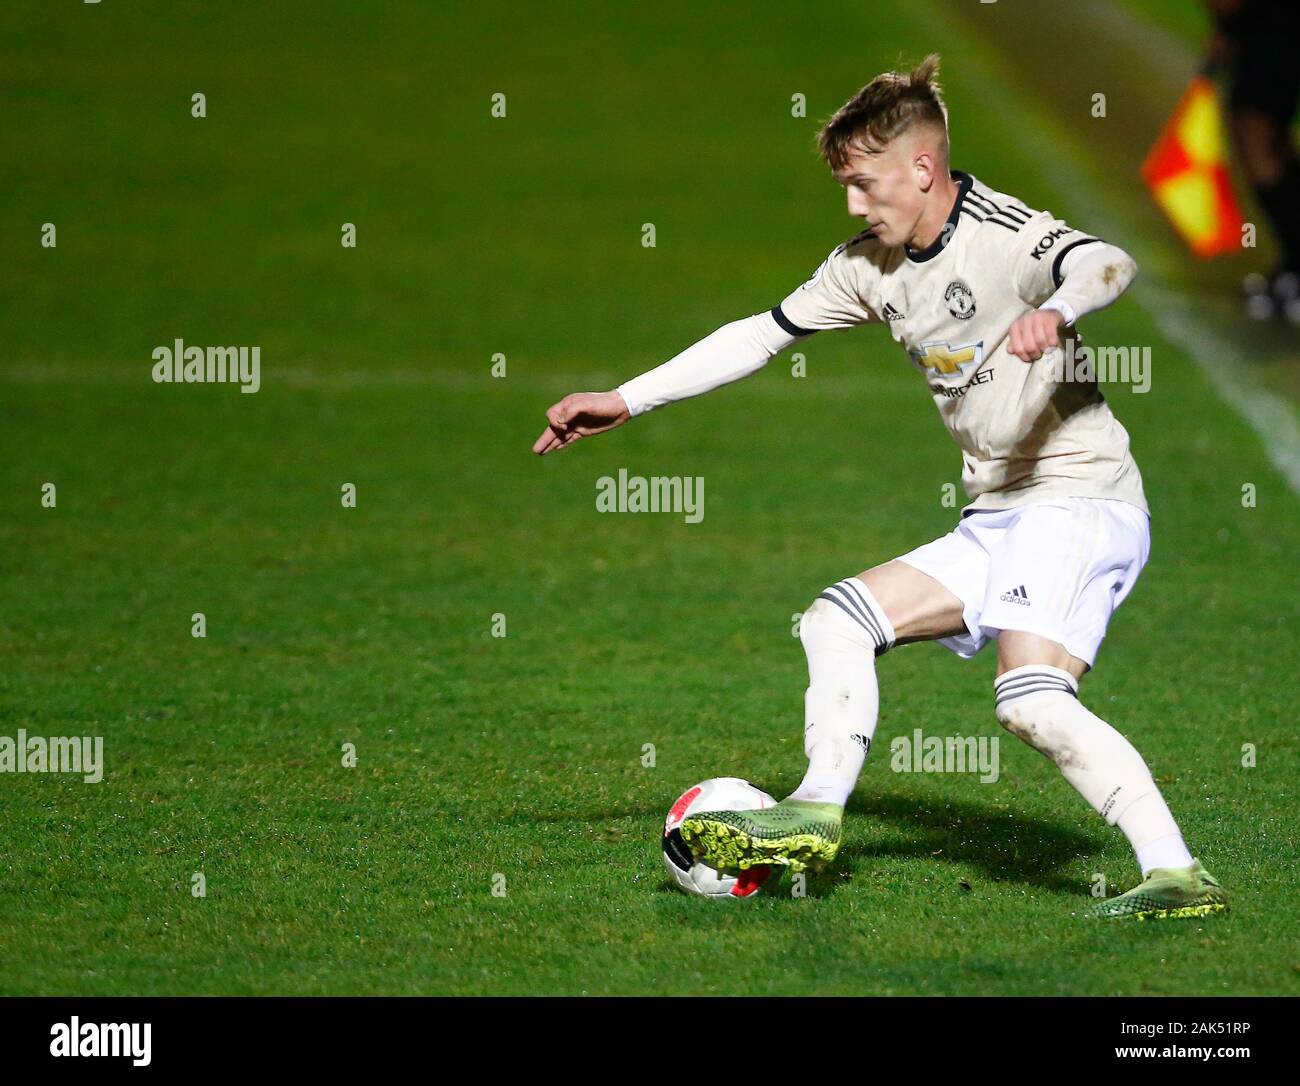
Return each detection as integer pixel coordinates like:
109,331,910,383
840,789,1102,896
646,787,1104,901
524,779,1105,901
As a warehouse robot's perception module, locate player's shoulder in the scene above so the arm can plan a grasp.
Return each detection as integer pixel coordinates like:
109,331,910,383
959,172,1046,238
834,225,886,257
956,172,1099,276
828,225,900,276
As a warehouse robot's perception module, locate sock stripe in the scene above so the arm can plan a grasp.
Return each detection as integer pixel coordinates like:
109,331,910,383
994,667,1078,708
821,582,880,641
995,681,1075,707
841,578,895,656
818,589,881,646
995,674,1076,696
995,666,1077,690
833,580,885,644
819,579,891,654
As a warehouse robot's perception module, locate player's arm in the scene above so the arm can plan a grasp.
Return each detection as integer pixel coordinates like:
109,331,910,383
531,312,800,456
1007,220,1138,362
532,239,875,455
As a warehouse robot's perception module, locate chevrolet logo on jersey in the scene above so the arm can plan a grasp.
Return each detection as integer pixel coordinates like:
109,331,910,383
910,340,984,381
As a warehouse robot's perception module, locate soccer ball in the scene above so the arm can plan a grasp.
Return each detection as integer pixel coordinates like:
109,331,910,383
661,777,782,898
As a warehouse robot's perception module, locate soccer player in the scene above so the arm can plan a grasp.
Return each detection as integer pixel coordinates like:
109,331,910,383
532,57,1228,920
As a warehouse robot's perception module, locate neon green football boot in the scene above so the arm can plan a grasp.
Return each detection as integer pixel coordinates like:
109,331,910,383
680,799,843,874
1088,859,1229,920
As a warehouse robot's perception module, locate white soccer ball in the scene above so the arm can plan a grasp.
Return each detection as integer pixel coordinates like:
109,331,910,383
661,777,781,898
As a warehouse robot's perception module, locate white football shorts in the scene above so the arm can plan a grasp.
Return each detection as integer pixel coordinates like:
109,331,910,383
895,497,1150,668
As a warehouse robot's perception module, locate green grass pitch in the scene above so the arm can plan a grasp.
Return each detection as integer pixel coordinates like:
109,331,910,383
0,0,1297,995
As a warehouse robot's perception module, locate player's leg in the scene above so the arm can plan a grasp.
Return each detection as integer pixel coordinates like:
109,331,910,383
787,560,966,806
982,501,1228,919
993,632,1227,920
995,629,1189,873
679,560,968,873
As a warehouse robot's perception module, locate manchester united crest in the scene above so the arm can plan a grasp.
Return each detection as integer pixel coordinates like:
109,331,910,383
944,279,976,320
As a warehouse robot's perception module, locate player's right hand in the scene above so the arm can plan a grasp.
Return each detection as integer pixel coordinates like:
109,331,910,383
532,390,631,455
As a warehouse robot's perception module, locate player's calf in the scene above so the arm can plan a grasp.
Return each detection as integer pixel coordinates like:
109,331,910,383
994,664,1179,842
683,578,896,873
788,582,895,807
993,665,1187,861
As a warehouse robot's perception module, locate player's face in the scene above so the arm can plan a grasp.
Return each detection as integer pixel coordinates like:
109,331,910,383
833,139,928,247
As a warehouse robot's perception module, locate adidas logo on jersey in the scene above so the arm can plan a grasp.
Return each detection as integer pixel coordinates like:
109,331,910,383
883,302,906,322
999,585,1031,606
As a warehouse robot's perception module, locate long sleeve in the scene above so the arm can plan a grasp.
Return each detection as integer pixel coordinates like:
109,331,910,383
1037,242,1138,326
615,311,800,417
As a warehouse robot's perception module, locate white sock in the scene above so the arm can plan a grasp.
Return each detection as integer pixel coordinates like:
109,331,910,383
994,665,1192,877
1125,803,1194,875
788,579,894,807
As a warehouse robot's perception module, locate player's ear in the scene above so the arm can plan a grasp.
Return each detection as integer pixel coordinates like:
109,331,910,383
913,149,937,192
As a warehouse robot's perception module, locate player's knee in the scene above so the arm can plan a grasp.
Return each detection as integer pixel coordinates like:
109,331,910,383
994,695,1082,767
801,581,893,657
993,665,1082,760
799,596,846,656
799,595,832,638
996,694,1047,744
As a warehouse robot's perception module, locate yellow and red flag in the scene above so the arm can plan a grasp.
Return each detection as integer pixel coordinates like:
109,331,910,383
1142,75,1245,258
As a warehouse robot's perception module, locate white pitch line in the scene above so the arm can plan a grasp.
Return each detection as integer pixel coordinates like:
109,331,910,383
0,362,890,397
1138,281,1300,491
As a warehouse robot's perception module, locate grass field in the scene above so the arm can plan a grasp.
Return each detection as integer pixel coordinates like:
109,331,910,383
1,0,1297,996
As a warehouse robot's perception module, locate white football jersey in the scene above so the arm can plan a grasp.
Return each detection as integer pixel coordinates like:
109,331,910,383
774,171,1147,514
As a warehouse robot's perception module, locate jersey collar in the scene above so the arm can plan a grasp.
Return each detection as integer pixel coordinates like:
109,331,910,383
904,170,973,263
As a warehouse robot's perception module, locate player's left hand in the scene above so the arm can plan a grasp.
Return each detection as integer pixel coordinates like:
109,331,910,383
532,390,631,455
1007,310,1066,362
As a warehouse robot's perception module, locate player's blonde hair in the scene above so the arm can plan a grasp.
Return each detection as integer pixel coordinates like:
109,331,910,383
817,54,949,168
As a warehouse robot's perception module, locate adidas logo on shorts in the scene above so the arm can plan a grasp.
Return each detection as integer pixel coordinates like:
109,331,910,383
999,585,1031,606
